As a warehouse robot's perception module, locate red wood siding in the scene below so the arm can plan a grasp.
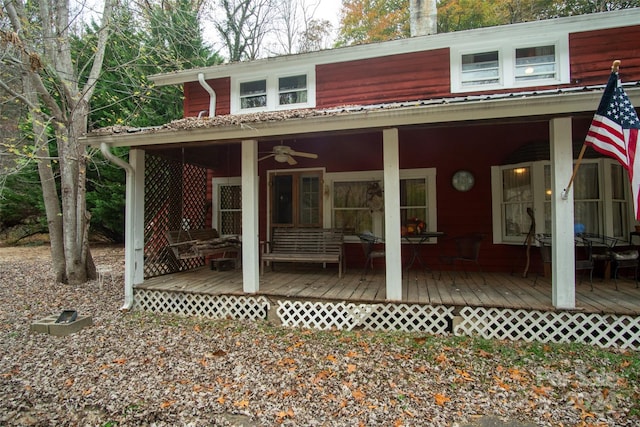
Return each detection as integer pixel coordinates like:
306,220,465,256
183,77,231,118
202,117,602,274
316,49,451,108
570,25,640,85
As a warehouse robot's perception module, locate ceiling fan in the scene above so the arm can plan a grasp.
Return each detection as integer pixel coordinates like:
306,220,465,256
258,145,318,165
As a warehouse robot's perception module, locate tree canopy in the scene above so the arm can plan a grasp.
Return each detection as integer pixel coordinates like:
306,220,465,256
337,0,640,46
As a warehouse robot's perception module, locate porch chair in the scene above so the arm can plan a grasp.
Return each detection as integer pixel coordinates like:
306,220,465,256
439,233,485,285
359,232,385,280
534,234,594,288
580,233,638,290
574,235,594,290
533,234,551,286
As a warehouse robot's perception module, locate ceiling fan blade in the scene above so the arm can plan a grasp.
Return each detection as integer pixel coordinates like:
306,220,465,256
289,150,318,159
286,155,298,165
258,153,275,161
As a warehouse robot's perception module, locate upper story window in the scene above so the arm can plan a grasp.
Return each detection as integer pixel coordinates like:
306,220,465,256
231,68,315,114
451,36,568,93
240,80,267,109
279,75,307,105
462,51,499,87
515,45,556,82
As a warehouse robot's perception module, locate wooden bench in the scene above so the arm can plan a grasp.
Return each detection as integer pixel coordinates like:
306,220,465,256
166,229,240,265
261,228,345,277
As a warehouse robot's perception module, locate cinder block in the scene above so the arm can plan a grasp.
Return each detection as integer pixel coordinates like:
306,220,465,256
30,314,93,336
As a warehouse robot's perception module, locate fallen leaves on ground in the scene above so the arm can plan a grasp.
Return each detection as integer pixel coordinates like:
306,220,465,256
0,245,639,426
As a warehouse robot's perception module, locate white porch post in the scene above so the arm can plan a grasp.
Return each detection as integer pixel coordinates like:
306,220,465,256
550,117,576,309
383,128,403,301
241,139,260,293
121,149,145,310
130,149,145,286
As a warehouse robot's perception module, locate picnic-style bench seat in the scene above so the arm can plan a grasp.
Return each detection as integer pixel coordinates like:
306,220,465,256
261,228,345,278
166,228,240,264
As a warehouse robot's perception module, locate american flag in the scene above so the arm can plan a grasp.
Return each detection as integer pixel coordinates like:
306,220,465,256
585,71,640,219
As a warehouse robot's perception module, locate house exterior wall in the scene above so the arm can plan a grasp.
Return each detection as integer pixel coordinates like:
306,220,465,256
569,26,640,85
184,77,231,118
204,119,598,274
186,16,640,276
183,25,640,118
315,49,451,107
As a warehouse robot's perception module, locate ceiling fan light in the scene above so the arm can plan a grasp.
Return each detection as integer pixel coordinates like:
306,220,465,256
274,153,289,163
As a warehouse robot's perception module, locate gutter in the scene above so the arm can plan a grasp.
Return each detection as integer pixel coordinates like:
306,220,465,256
100,143,135,311
198,73,216,117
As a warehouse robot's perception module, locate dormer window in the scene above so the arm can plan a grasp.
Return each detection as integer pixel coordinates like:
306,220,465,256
461,51,499,87
451,37,568,93
515,45,556,81
240,80,267,109
279,75,307,105
231,68,315,114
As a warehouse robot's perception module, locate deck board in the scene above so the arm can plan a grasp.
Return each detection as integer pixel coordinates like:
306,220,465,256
137,267,640,316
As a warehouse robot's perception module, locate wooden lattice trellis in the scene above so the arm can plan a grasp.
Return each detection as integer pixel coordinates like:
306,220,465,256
277,300,454,333
132,289,640,348
144,154,208,278
134,289,270,320
455,306,640,350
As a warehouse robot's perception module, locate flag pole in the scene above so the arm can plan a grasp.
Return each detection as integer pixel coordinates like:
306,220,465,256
561,60,621,200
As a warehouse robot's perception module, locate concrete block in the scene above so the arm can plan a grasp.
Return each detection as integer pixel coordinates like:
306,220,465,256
30,314,93,336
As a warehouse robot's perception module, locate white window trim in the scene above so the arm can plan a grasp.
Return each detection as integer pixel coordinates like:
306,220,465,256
491,159,634,245
451,35,569,93
326,168,437,243
212,177,242,236
230,67,316,114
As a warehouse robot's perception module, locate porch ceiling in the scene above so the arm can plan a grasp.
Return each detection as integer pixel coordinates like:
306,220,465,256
83,87,640,149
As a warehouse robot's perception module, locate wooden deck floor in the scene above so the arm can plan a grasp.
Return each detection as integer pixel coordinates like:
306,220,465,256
137,265,640,316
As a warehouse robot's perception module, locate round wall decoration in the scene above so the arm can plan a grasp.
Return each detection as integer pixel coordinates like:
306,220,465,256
452,170,475,192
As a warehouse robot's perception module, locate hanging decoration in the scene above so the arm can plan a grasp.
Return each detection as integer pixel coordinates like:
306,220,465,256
366,181,384,212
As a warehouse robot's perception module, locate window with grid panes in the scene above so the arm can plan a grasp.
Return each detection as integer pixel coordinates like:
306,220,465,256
212,178,242,235
270,171,322,227
492,159,632,244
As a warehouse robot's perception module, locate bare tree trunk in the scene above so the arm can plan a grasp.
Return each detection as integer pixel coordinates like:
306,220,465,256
2,0,113,285
25,76,66,282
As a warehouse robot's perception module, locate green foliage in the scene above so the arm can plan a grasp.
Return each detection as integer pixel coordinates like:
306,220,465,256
0,162,46,228
75,1,222,130
336,0,640,46
336,0,410,46
86,148,128,242
1,0,222,241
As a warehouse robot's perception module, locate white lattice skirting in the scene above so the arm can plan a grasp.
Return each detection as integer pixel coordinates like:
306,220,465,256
133,289,270,320
277,300,454,333
133,290,640,349
455,306,640,350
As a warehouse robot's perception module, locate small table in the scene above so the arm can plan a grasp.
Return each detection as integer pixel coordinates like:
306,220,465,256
403,231,445,273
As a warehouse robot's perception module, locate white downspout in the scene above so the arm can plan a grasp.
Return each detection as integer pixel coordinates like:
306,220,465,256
198,73,216,117
100,143,136,310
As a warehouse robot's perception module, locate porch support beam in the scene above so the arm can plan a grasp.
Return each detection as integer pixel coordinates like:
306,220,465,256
383,128,403,301
241,139,260,293
130,150,145,288
550,117,576,309
105,146,144,311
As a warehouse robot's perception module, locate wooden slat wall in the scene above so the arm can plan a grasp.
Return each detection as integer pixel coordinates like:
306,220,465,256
183,77,231,118
570,25,640,85
180,26,640,117
316,49,451,108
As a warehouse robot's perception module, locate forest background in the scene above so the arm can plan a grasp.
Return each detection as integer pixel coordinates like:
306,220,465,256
1,0,639,284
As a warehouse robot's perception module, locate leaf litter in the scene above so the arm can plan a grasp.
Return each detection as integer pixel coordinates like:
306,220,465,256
0,245,639,426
